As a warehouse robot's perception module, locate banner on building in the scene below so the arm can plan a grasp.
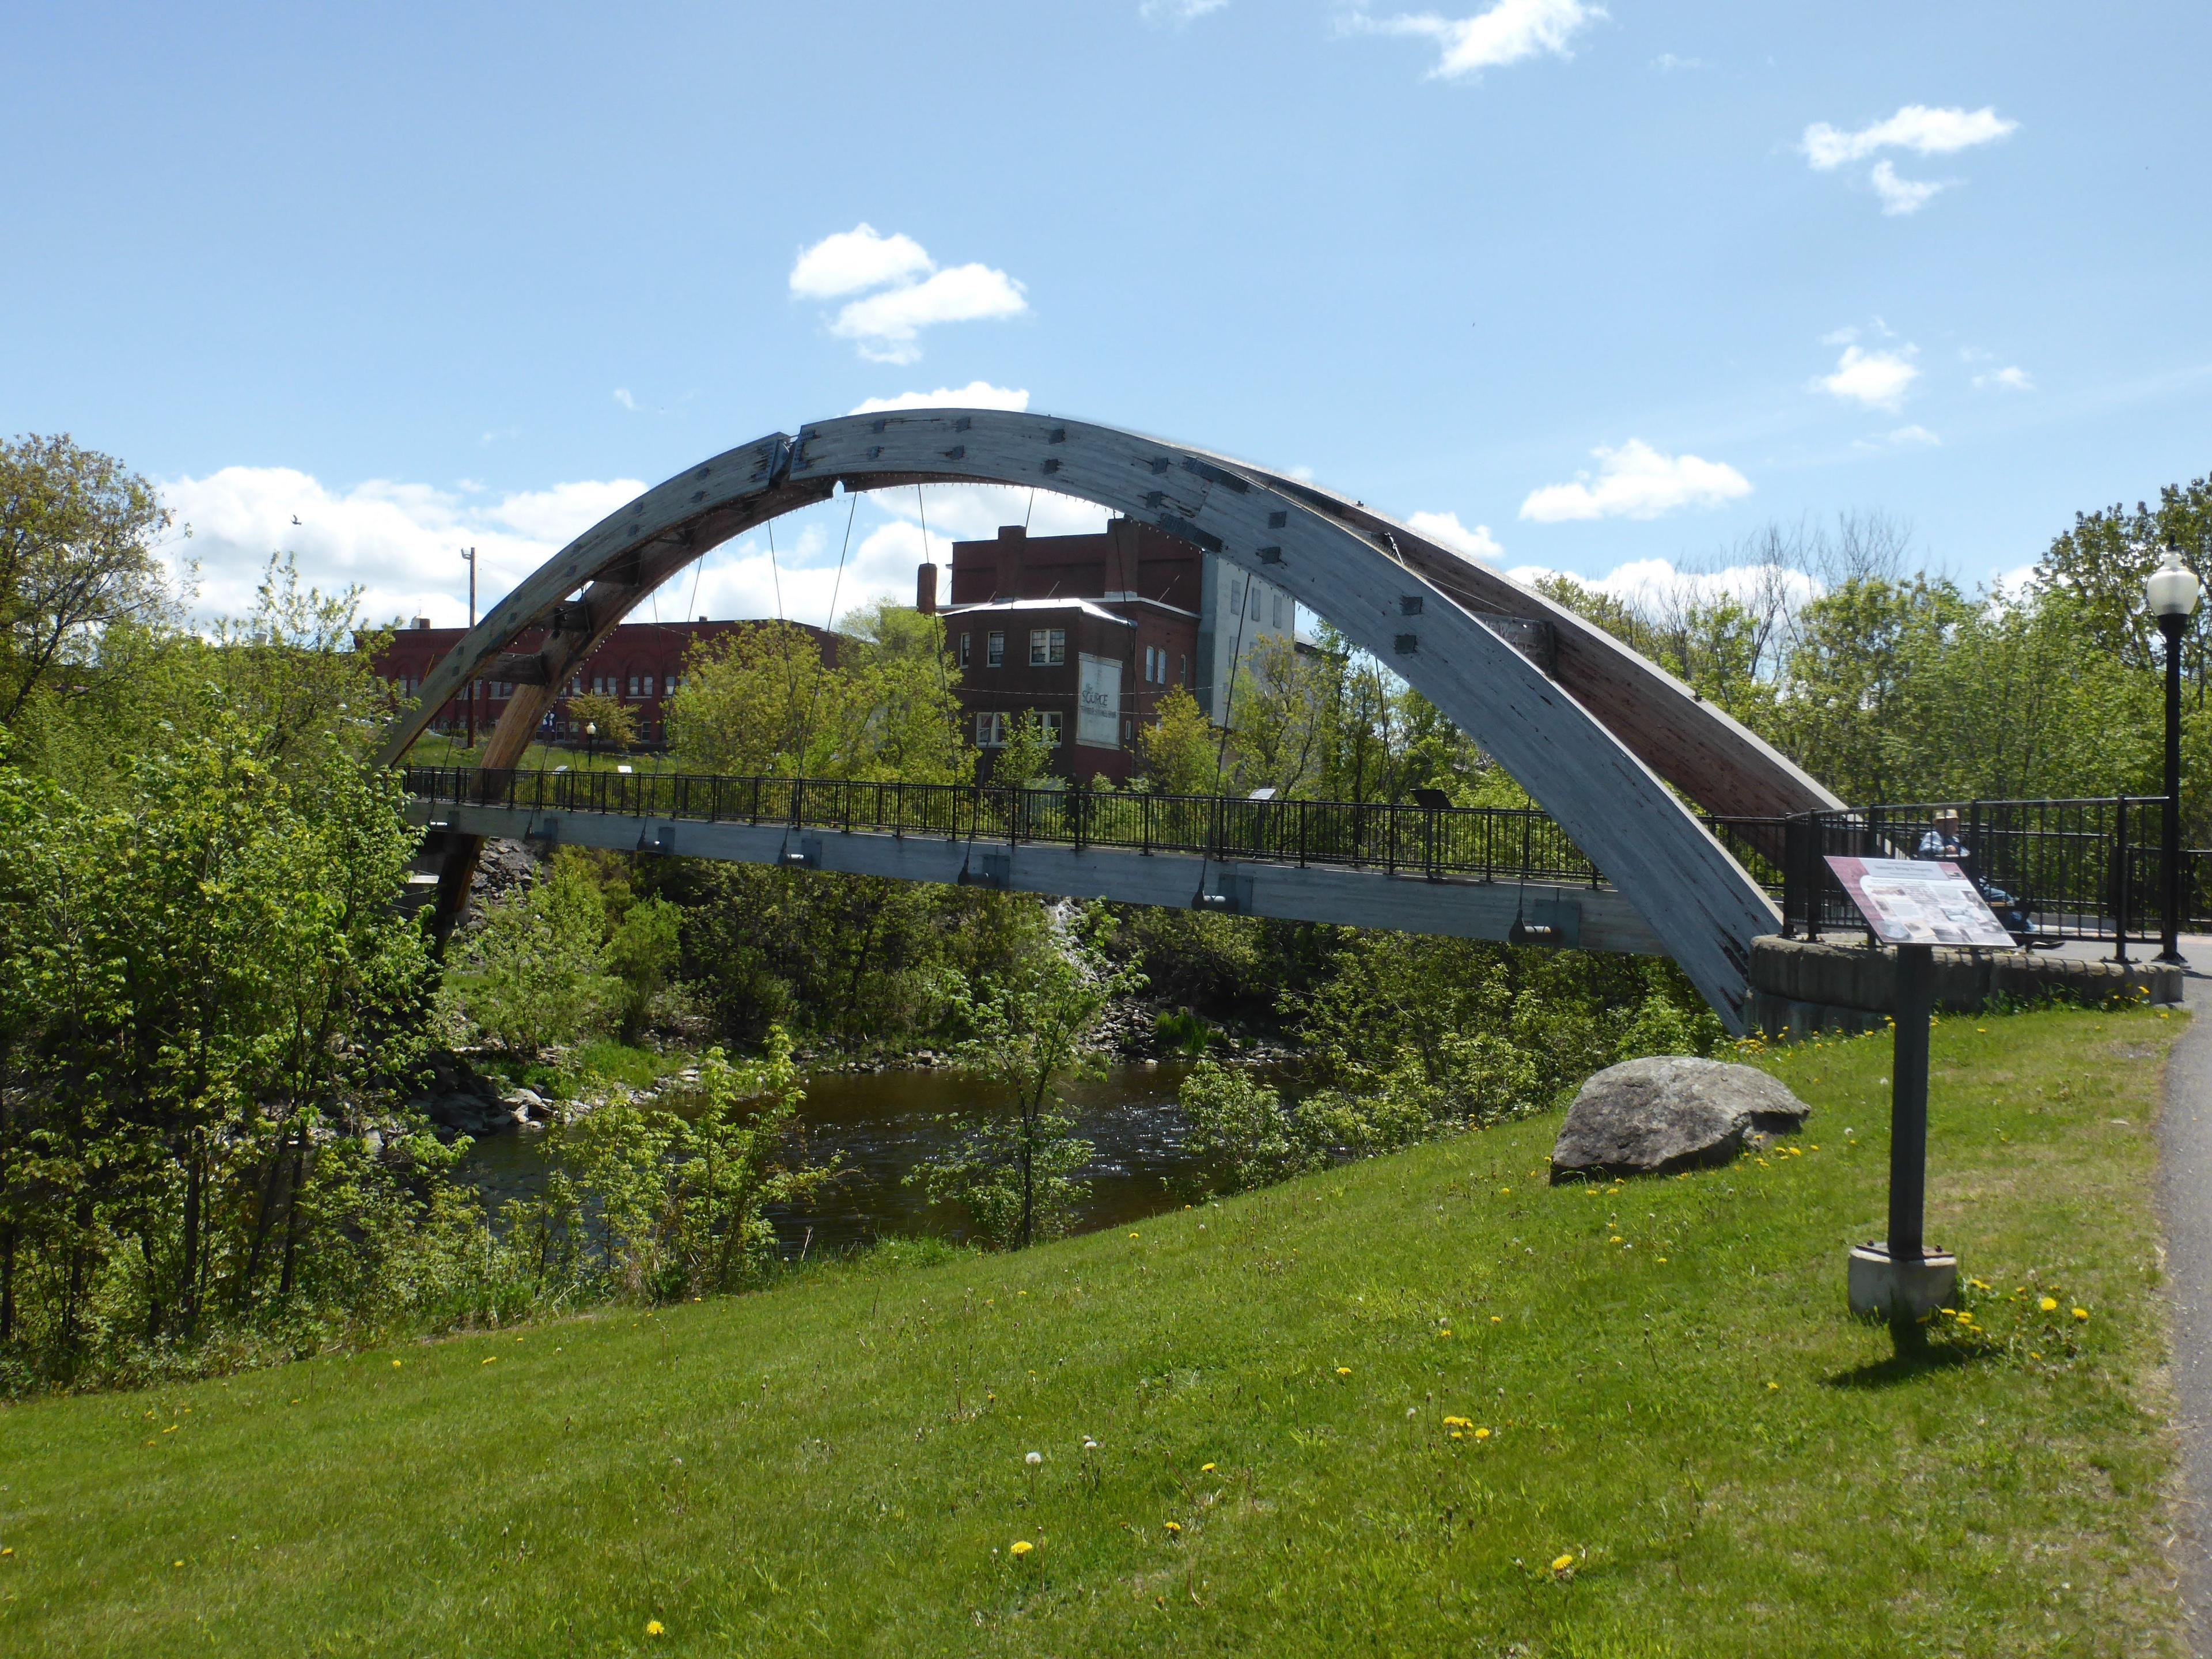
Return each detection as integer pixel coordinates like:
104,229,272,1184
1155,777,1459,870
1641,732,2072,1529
1077,653,1122,749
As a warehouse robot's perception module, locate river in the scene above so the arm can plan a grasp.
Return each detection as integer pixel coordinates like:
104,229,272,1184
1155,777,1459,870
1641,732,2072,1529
458,1061,1211,1255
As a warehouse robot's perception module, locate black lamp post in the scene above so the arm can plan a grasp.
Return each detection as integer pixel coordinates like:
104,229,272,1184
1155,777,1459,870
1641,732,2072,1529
2146,548,2201,963
585,721,597,771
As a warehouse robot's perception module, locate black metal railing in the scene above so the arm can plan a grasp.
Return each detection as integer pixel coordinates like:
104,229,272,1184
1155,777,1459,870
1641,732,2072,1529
400,766,1609,888
1732,797,2212,946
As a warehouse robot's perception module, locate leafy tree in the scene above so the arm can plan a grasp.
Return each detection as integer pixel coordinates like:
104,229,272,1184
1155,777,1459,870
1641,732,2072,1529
565,690,637,756
441,849,620,1056
911,908,1141,1248
606,895,683,1043
988,709,1062,789
1134,683,1221,794
667,609,968,782
0,433,180,728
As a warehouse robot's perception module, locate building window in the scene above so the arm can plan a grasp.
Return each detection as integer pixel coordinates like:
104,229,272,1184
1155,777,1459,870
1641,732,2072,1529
1039,710,1063,746
626,675,638,698
642,675,655,699
987,631,1005,668
976,711,1005,747
1180,653,1188,686
1251,585,1262,620
664,673,678,695
1029,628,1065,666
959,631,972,668
1274,594,1285,628
1144,645,1156,683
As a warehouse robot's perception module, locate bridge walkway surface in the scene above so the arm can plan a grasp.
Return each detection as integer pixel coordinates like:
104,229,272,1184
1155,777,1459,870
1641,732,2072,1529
2156,934,2212,1651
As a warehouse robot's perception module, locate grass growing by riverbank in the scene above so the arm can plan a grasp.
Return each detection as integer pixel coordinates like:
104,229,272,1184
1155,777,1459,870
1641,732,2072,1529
0,1006,2187,1656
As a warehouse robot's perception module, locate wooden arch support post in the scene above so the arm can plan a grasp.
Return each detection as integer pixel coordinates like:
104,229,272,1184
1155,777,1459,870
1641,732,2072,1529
378,412,1817,1032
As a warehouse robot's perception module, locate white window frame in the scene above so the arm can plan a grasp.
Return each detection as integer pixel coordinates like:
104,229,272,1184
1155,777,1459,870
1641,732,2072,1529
976,711,1005,747
986,631,1005,668
1039,710,1063,746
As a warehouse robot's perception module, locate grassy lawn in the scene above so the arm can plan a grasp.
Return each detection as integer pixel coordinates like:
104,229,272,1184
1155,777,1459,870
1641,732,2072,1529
406,733,677,775
0,1007,2188,1656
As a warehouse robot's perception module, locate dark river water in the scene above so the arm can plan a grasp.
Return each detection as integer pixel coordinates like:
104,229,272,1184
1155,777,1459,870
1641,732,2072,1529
459,1062,1210,1256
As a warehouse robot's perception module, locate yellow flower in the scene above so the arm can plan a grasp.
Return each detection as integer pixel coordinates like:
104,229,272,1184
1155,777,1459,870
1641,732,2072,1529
172,1559,184,1568
2040,1296,2058,1312
2030,1351,2043,1361
1450,1430,1464,1441
646,1619,665,1636
1490,1315,1502,1324
1766,1381,1780,1391
1656,1257,1668,1264
1444,1415,1472,1429
1439,1328,1452,1339
1474,1427,1491,1440
1009,1540,1034,1559
1164,1521,1182,1534
1609,1236,1623,1244
1335,1366,1351,1377
482,1356,497,1365
1201,1463,1216,1472
1550,1553,1575,1575
2073,1307,2089,1321
392,1360,402,1369
1128,1232,1139,1240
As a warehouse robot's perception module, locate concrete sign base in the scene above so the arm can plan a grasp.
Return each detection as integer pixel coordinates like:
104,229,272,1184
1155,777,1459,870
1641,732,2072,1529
1847,1242,1959,1321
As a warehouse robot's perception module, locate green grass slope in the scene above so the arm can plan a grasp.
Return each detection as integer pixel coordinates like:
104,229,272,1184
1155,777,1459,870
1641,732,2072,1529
0,1009,2188,1656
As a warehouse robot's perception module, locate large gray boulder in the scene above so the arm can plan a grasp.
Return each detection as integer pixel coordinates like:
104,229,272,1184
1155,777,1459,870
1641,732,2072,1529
1551,1056,1809,1181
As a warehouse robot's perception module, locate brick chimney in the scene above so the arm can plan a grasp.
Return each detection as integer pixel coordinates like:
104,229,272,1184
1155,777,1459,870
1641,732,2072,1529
915,561,938,615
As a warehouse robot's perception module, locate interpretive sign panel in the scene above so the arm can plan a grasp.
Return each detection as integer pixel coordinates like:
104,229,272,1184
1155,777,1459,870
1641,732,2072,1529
1077,653,1121,749
1824,855,2017,949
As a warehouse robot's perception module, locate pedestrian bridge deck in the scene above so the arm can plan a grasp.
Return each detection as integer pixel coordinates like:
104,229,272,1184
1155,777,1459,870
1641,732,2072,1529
401,767,1691,955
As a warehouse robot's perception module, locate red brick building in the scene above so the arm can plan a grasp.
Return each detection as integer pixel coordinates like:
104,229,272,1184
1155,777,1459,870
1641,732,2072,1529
372,618,834,748
926,518,1297,783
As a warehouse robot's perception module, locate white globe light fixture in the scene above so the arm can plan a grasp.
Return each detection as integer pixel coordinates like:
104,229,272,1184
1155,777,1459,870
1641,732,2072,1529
2146,548,2202,620
2146,548,2200,963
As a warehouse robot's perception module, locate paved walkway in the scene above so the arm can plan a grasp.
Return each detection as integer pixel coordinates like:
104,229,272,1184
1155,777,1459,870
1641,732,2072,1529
2155,936,2212,1650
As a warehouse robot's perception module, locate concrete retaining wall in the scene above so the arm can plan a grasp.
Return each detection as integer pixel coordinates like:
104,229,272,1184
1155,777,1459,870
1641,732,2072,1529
1749,935,2181,1039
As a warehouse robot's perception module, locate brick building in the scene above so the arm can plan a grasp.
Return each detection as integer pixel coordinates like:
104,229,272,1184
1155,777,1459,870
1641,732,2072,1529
372,618,834,748
925,518,1298,783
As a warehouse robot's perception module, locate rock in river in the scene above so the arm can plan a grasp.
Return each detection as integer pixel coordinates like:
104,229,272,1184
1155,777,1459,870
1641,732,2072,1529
1551,1056,1809,1181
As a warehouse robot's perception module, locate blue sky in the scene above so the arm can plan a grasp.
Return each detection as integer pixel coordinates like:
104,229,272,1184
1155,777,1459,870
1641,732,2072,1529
6,2,2209,630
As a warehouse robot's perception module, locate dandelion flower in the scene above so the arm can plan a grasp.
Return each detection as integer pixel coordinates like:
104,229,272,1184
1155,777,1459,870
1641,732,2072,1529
1025,1451,1043,1467
1129,1232,1139,1240
2040,1296,2059,1312
1335,1366,1351,1377
646,1619,665,1636
1009,1540,1034,1559
482,1357,497,1365
1550,1553,1575,1574
1202,1462,1216,1472
1491,1315,1502,1324
2073,1307,2089,1321
172,1559,184,1568
1439,1329,1452,1339
392,1360,402,1369
1656,1257,1668,1264
1766,1381,1780,1391
1164,1521,1182,1534
1450,1430,1464,1441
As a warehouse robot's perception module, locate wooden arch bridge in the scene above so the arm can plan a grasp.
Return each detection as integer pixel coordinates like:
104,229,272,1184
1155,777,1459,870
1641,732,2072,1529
378,411,1841,1033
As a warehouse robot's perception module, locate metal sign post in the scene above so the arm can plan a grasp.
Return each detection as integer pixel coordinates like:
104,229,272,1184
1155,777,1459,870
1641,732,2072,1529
1825,855,2018,1340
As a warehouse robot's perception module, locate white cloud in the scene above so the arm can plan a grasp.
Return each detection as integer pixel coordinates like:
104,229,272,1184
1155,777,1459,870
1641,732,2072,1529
849,381,1031,416
158,463,1114,642
1517,439,1751,523
160,467,646,629
1815,343,1919,412
789,224,933,300
790,225,1029,363
1405,510,1504,560
1869,160,1945,216
1505,556,1821,616
1343,0,1602,80
1139,0,1228,24
1650,52,1705,72
828,265,1028,365
612,388,638,412
1974,364,2035,392
1801,104,2018,171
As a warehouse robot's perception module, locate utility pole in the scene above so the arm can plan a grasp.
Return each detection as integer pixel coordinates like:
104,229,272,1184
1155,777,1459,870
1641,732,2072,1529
462,546,478,749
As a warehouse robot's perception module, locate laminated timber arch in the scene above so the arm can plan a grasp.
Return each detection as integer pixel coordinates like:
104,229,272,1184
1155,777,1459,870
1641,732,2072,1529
377,411,1840,1033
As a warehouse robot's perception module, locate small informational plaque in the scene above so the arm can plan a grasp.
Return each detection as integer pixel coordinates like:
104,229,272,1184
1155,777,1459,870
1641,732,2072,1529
1824,856,2018,949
